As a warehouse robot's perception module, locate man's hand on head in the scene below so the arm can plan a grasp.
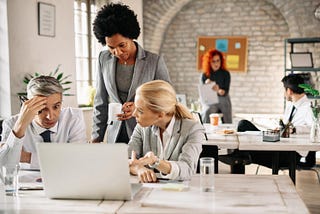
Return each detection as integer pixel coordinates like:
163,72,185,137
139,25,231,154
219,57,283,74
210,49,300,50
13,96,47,138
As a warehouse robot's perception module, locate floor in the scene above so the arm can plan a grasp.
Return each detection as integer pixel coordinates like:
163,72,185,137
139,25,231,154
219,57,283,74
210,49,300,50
218,160,320,214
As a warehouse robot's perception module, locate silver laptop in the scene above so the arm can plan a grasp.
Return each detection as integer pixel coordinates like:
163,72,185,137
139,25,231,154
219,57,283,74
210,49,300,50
36,142,140,200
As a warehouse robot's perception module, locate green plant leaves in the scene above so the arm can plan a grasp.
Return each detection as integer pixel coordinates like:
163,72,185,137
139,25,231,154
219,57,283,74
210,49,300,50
17,64,73,98
299,83,320,119
299,83,320,96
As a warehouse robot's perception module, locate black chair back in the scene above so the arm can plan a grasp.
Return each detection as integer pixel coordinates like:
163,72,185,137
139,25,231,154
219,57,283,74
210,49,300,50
0,119,3,141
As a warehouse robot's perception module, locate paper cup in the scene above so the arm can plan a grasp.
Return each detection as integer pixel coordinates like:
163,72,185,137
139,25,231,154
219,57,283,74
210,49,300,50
209,113,219,126
108,103,122,122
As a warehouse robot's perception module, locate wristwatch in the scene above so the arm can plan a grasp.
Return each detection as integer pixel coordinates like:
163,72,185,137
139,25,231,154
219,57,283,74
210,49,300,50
148,157,160,169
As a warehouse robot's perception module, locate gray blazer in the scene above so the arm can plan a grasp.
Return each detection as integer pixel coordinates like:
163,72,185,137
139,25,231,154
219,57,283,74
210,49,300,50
91,43,171,143
128,119,205,181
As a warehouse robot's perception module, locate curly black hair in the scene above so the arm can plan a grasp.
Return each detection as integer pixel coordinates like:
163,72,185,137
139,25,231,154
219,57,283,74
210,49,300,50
93,3,140,46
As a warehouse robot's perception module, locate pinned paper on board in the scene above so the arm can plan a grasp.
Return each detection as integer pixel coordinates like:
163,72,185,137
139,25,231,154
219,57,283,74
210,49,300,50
216,39,228,52
197,36,248,72
226,55,240,69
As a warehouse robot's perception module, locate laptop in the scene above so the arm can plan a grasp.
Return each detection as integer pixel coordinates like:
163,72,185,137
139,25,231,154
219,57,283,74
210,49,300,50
36,142,140,200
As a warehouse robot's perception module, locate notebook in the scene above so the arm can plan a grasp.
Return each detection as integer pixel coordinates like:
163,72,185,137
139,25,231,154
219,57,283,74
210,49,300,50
36,142,141,200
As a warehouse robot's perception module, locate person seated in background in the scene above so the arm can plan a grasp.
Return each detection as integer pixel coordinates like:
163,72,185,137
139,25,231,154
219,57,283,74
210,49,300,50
200,49,232,124
220,74,314,173
0,76,87,169
128,80,205,183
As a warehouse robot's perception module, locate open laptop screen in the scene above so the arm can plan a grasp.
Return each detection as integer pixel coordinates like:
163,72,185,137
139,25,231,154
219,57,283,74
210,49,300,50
37,143,137,200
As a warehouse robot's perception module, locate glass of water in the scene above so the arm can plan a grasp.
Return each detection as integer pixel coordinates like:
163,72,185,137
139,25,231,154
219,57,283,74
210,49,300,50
1,165,19,196
200,157,215,192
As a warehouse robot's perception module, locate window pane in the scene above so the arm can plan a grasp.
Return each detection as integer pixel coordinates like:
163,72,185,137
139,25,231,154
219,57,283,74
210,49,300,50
74,0,108,106
75,58,89,81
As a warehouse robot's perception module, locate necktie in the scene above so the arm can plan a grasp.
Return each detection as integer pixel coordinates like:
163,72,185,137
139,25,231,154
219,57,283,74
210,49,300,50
40,130,51,142
288,105,296,122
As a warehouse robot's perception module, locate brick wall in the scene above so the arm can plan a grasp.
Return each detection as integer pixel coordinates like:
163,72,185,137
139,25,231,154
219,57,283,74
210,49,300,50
143,0,320,115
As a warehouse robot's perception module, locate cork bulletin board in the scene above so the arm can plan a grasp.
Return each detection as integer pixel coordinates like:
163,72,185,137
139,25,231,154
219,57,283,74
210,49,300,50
197,36,248,72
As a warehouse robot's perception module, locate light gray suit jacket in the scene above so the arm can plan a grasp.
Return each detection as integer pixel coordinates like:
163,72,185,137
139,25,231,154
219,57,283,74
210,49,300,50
128,119,205,181
92,43,171,143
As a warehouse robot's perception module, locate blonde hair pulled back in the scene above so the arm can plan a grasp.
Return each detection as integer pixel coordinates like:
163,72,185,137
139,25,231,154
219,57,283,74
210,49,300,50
136,80,192,120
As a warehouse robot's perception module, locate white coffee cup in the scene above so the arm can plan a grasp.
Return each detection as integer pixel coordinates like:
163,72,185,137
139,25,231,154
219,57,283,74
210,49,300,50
108,103,122,123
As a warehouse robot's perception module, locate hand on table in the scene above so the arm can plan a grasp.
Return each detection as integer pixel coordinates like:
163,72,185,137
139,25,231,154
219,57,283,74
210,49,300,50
129,151,157,182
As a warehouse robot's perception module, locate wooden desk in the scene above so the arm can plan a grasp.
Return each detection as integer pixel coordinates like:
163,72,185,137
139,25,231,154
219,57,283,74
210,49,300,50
118,175,308,213
238,133,320,184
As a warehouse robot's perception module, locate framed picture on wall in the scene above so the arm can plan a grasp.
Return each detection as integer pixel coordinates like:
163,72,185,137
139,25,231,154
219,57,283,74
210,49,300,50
38,2,55,37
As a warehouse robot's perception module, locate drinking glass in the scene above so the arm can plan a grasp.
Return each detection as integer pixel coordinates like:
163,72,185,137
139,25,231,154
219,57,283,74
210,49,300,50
200,157,214,192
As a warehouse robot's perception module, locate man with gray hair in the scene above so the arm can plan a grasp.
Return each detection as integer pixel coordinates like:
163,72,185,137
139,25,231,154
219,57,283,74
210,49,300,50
0,76,86,169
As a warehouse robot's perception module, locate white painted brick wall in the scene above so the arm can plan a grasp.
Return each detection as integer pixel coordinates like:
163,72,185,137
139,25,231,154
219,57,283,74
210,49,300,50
143,0,320,115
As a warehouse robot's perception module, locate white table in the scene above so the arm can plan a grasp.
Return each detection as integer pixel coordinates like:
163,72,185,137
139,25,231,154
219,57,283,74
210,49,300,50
202,123,239,173
118,175,309,213
0,175,309,213
238,133,320,184
0,190,124,213
0,170,124,213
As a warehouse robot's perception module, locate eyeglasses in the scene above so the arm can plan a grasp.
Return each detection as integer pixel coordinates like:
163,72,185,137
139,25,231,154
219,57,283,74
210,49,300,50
211,59,221,64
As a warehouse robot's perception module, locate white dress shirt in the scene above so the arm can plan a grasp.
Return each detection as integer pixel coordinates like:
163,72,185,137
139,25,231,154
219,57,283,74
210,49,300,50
283,95,313,156
153,116,180,180
0,107,87,169
283,95,313,134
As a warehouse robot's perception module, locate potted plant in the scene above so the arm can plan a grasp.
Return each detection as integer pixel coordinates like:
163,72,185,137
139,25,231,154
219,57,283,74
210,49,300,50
299,83,320,142
17,64,73,104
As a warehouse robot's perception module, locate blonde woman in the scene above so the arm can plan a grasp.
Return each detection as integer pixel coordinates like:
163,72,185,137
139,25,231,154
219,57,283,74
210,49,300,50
128,80,205,183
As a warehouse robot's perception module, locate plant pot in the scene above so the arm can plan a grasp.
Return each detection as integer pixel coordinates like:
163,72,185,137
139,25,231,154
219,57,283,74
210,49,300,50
310,117,320,143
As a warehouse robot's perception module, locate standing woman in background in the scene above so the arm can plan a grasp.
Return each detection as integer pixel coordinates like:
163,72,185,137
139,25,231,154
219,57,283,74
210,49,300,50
200,49,232,123
91,3,171,143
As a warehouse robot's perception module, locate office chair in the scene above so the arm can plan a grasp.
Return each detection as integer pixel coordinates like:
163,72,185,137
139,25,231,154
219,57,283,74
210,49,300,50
191,111,219,173
190,111,207,140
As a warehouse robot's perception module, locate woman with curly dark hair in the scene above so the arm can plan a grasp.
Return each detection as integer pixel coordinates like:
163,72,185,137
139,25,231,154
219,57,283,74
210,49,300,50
91,3,171,144
200,49,232,123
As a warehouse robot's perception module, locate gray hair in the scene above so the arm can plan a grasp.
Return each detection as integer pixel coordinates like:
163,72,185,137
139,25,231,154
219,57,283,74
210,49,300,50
27,76,63,99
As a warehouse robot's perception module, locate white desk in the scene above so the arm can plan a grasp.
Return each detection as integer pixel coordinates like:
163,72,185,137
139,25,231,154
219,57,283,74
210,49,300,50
203,123,238,149
1,175,308,213
202,123,239,173
0,170,124,213
238,133,320,184
0,190,124,213
118,175,308,214
238,133,320,151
